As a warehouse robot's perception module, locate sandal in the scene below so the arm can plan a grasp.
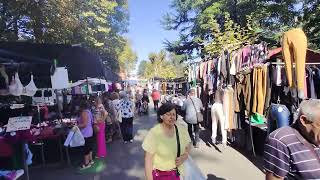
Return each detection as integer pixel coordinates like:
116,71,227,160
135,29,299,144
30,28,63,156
79,163,91,170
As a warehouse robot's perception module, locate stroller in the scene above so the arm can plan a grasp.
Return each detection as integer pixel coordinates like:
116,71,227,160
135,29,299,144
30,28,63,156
139,100,149,115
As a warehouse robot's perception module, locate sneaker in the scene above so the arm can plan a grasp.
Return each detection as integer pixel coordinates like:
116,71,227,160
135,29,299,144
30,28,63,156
124,141,128,144
222,143,228,149
212,138,217,145
79,163,92,170
129,139,133,143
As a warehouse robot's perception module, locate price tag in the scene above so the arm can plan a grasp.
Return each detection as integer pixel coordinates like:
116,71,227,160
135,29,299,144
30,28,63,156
6,116,32,132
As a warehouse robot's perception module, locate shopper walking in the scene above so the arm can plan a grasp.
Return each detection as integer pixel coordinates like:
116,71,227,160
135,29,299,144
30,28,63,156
77,100,94,170
151,89,161,111
101,92,114,143
182,89,203,148
264,99,320,180
93,97,107,158
109,92,122,140
116,91,134,143
135,90,143,113
142,103,191,180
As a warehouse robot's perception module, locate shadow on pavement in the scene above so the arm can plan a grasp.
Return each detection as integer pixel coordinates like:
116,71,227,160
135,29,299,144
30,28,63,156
199,129,222,153
199,127,264,173
207,174,226,180
229,143,264,172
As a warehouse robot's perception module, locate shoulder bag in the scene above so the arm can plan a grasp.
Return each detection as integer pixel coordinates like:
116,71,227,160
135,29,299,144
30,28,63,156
152,125,181,180
174,124,181,177
190,98,203,123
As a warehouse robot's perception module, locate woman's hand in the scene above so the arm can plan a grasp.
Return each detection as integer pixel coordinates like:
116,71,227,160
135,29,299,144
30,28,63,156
175,143,191,166
175,152,188,167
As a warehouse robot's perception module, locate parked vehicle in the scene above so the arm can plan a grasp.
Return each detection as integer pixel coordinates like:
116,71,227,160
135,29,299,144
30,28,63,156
32,89,56,106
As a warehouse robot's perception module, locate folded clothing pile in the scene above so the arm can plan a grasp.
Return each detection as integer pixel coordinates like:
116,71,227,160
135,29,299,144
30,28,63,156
0,169,24,180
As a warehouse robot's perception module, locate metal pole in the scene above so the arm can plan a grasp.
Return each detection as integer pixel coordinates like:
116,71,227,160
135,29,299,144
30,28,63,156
55,89,62,119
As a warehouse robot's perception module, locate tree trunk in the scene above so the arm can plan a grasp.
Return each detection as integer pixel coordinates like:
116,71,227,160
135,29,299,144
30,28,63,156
31,1,44,43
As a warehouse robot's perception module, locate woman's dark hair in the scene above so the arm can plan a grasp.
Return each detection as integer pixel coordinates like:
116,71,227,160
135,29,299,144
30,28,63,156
79,100,89,111
157,103,177,123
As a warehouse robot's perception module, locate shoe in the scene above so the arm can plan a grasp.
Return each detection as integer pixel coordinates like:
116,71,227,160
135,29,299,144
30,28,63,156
90,160,94,165
79,163,92,170
124,141,128,144
129,139,133,143
222,143,227,148
212,138,217,145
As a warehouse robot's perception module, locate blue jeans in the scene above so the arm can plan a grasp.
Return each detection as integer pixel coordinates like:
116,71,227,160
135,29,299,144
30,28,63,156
267,104,290,134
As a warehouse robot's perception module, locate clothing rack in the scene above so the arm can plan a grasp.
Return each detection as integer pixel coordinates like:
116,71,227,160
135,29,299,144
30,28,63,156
247,61,320,157
271,62,320,65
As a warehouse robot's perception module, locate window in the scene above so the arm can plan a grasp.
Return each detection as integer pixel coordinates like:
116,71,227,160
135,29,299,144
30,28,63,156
34,90,42,97
44,90,53,97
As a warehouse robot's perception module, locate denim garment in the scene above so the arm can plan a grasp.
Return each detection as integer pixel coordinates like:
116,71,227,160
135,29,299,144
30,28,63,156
267,103,290,134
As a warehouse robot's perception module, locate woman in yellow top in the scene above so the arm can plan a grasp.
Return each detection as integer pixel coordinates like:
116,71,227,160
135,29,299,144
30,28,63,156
142,103,192,180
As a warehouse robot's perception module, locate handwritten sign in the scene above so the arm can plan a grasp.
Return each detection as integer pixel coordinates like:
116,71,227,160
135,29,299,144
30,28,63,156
6,116,32,132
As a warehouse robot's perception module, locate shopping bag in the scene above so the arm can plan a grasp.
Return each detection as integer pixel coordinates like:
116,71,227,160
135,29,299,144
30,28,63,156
183,156,206,180
64,126,85,147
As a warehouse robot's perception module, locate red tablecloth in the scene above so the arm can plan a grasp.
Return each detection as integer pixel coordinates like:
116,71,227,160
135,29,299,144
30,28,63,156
0,126,64,157
0,137,13,157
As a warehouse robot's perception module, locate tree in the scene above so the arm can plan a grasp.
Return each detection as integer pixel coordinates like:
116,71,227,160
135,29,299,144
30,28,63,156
0,0,131,71
138,60,148,77
118,39,138,78
168,53,188,78
162,0,320,55
138,50,179,79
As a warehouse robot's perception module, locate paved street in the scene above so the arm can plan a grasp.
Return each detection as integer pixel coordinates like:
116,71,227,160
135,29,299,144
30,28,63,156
29,109,264,180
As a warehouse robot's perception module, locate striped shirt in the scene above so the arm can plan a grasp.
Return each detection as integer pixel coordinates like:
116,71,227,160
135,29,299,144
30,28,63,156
264,126,320,180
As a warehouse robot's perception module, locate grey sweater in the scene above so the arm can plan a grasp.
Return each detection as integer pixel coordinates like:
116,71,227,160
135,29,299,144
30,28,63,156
182,97,203,124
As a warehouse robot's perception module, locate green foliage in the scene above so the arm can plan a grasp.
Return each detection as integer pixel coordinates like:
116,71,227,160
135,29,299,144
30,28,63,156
138,50,186,79
138,60,148,77
118,39,138,77
0,0,131,71
205,13,259,55
163,0,320,55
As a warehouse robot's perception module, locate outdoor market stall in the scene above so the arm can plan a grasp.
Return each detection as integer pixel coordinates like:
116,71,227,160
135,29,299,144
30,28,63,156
187,28,320,156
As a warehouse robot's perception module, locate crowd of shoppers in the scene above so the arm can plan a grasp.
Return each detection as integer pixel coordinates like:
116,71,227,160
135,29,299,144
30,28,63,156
72,90,137,170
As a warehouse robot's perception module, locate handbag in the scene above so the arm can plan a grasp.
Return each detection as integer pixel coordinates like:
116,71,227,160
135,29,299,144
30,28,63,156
152,124,181,180
64,126,85,147
190,98,203,123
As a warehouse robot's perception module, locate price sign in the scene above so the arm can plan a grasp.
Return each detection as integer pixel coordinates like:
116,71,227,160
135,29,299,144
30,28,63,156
6,116,32,132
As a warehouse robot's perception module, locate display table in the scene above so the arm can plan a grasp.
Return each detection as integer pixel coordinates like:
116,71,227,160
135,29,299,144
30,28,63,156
0,120,75,180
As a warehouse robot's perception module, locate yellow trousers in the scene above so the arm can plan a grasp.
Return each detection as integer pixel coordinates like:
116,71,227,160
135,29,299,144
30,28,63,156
282,28,307,99
252,65,268,115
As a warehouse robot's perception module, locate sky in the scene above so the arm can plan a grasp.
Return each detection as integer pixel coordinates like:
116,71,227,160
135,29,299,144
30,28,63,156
127,0,179,65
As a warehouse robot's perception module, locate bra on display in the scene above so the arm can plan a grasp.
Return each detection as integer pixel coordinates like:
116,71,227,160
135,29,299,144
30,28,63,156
9,73,23,96
22,75,38,97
